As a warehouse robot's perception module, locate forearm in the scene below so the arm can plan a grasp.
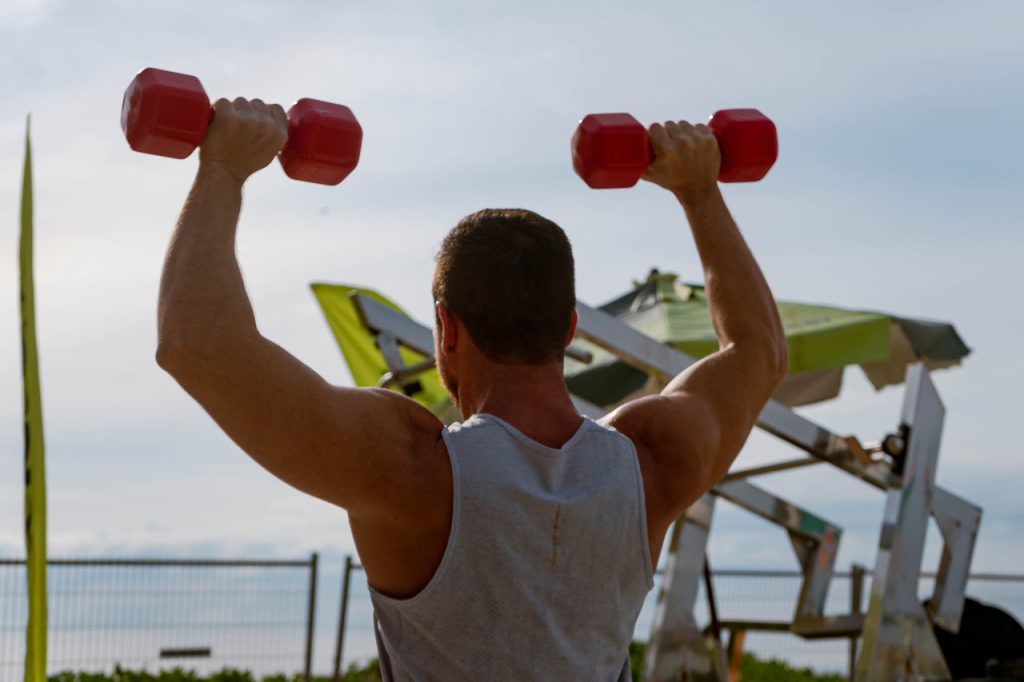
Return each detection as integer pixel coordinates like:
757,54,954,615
157,163,258,361
678,187,786,369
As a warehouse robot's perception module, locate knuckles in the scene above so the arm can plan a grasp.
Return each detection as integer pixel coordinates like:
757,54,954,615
214,98,284,131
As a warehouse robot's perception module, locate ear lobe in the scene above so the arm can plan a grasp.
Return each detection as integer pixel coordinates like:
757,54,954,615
565,309,579,347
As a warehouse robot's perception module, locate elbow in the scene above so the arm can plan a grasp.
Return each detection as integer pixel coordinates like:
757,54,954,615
759,315,789,386
155,329,210,379
731,328,789,386
772,336,789,385
156,322,258,378
156,307,193,376
748,342,788,398
156,336,189,377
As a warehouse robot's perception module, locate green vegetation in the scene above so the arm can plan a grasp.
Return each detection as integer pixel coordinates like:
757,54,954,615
739,653,846,682
48,649,845,682
629,639,646,678
47,661,382,682
629,641,844,682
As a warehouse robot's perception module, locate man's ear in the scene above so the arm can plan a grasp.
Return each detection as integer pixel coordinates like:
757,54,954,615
565,308,579,347
436,303,459,353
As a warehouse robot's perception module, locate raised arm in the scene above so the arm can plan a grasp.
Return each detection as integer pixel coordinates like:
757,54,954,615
606,120,788,518
155,98,444,518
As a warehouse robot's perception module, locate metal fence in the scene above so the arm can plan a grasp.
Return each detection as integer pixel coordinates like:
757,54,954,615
0,556,318,680
332,560,1024,679
2,555,1023,680
693,568,1024,677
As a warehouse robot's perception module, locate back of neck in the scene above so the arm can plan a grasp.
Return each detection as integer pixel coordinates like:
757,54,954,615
457,364,583,449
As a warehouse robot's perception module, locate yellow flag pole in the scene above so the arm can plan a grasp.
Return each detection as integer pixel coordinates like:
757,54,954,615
19,114,48,682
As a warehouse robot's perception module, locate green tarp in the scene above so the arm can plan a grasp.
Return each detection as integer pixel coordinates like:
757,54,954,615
566,270,969,408
311,270,970,414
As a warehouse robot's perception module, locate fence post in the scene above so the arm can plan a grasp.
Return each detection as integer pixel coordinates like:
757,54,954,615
849,563,865,680
332,555,354,682
304,552,319,682
702,559,729,680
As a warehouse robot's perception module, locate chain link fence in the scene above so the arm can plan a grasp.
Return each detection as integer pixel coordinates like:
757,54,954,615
333,560,1024,678
0,556,318,680
2,555,1022,679
692,569,1024,676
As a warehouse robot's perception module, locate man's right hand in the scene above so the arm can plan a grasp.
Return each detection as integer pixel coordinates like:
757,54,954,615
641,120,721,202
198,97,289,184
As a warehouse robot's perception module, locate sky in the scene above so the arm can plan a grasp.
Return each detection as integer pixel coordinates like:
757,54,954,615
0,0,1022,585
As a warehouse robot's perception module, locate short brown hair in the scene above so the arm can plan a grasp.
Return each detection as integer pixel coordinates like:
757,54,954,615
433,209,575,364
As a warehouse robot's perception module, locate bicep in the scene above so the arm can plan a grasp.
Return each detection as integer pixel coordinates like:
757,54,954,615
159,333,443,513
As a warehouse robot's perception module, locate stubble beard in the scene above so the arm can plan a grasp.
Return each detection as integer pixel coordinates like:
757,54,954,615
437,356,459,408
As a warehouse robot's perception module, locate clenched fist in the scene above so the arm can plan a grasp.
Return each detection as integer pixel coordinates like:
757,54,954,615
641,121,721,201
199,98,289,183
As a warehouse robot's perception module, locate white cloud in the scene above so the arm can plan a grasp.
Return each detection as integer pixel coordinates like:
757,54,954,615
0,1,1022,583
0,0,55,30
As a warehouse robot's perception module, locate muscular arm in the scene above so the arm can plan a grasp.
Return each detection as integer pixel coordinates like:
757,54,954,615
156,98,444,517
681,187,784,358
158,163,252,348
656,184,788,483
607,121,788,518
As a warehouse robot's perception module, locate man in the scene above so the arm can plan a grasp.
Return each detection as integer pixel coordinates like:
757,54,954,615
157,97,788,681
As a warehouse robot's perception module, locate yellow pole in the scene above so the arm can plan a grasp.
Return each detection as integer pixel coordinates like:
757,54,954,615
19,114,48,682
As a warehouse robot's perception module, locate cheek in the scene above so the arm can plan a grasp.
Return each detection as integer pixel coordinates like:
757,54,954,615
436,357,457,396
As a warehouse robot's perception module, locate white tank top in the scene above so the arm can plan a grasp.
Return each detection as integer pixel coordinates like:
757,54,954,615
368,413,654,681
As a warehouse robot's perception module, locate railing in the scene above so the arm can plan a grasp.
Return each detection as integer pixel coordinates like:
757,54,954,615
331,560,1024,680
2,554,1022,680
0,555,318,680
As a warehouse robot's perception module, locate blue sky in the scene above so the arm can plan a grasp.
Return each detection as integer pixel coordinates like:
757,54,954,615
0,0,1022,580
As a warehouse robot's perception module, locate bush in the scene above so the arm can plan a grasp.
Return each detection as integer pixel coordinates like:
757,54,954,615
48,663,382,682
49,651,845,682
629,641,844,682
740,653,845,681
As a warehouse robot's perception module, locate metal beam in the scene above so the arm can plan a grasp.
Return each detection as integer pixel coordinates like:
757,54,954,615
722,457,823,482
353,293,435,355
856,366,950,680
353,292,593,365
644,495,717,682
574,301,896,489
928,487,982,633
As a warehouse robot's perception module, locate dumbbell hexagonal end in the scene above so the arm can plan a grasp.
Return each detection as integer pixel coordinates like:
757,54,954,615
121,68,210,159
280,99,363,186
708,109,778,183
571,113,650,189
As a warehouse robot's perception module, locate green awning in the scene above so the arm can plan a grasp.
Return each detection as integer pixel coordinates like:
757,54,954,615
566,270,970,408
311,270,970,414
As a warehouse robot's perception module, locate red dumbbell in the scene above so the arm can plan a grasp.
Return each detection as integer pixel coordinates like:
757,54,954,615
571,109,777,189
120,68,362,186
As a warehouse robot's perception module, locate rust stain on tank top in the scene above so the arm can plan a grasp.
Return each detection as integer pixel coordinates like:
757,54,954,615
551,503,562,567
